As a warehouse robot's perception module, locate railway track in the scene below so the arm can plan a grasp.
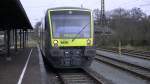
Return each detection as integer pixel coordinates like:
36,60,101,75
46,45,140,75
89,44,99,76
45,60,109,84
95,54,150,80
55,69,105,84
43,48,150,84
97,48,150,60
42,47,108,84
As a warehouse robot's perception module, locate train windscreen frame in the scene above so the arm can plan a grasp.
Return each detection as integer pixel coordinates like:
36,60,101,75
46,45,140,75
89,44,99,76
50,10,91,39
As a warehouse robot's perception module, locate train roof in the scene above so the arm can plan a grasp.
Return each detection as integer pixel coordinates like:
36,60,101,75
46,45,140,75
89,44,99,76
47,7,91,11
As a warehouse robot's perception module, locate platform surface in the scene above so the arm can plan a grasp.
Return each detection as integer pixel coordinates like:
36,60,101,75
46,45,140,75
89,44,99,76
0,47,42,84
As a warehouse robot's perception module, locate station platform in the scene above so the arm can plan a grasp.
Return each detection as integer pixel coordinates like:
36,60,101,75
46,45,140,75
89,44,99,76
0,47,43,84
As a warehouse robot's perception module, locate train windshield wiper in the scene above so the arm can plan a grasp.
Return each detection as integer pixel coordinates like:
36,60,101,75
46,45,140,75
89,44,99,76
72,22,90,42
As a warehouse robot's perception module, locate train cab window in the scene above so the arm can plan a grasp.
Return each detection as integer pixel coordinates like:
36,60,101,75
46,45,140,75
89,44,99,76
51,11,91,39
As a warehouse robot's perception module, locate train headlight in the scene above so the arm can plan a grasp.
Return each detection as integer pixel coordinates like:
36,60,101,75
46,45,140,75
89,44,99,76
54,40,58,44
87,40,91,45
54,40,58,47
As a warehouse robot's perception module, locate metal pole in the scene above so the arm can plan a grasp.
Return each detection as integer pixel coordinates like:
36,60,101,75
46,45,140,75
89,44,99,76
119,41,122,55
23,30,25,49
15,29,17,51
4,30,7,50
13,29,15,48
27,30,28,47
100,0,106,27
25,30,27,47
20,29,22,48
6,29,11,61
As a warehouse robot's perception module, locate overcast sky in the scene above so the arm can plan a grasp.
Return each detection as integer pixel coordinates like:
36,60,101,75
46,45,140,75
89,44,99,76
20,0,150,27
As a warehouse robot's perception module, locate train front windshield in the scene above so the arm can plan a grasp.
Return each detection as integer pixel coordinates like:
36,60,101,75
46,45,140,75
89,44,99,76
51,11,91,38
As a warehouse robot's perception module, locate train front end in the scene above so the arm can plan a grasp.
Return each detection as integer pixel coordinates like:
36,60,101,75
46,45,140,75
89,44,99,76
47,8,95,68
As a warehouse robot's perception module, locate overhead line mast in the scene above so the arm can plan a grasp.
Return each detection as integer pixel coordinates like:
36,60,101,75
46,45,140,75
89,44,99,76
100,0,106,27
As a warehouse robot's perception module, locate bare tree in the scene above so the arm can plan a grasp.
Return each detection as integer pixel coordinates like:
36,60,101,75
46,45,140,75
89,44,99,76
95,7,150,47
93,9,101,24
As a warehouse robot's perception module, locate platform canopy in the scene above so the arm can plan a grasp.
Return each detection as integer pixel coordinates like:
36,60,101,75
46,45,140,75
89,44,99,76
0,0,32,31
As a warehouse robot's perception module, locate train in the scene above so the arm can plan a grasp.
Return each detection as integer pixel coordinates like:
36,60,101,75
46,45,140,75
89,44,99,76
39,7,95,68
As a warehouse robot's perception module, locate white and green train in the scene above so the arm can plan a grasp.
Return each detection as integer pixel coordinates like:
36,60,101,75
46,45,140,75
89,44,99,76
39,7,95,68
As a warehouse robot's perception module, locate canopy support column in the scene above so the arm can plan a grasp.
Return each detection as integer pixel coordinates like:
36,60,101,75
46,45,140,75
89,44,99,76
15,29,17,51
6,29,11,61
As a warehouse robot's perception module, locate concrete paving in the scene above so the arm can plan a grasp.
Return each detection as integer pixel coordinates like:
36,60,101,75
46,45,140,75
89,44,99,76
22,48,41,84
0,48,30,84
0,48,42,84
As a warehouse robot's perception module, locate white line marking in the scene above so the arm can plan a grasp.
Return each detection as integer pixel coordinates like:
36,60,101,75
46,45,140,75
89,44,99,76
17,49,33,84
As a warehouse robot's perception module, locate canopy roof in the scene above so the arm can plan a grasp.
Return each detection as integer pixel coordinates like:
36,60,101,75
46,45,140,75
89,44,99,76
0,0,32,30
